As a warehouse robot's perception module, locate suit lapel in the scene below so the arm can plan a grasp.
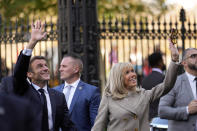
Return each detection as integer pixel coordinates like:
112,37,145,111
59,84,64,92
182,73,194,100
69,81,84,114
115,91,140,115
48,88,56,125
28,84,42,103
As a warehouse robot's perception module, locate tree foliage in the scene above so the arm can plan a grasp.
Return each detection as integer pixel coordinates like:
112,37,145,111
97,0,148,18
97,0,172,19
148,0,173,17
0,0,57,20
0,0,172,21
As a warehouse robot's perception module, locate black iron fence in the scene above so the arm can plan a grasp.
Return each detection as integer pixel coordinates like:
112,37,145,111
98,8,197,87
0,8,197,88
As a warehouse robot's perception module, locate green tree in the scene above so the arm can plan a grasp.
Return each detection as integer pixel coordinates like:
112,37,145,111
97,0,172,19
148,0,174,18
0,0,57,20
97,0,148,19
0,0,172,21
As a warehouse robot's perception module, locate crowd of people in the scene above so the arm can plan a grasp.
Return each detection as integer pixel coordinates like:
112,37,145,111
0,19,197,131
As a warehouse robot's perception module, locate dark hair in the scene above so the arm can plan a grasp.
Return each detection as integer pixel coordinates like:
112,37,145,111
28,56,48,72
63,53,83,73
148,52,163,67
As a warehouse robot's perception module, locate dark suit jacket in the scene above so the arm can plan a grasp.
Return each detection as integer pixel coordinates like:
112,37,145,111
0,93,39,131
142,70,165,120
54,81,101,131
1,52,76,131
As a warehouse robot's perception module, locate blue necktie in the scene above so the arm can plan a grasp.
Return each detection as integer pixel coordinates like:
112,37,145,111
65,85,72,103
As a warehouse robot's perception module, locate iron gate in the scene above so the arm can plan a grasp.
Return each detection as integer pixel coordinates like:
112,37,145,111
0,3,197,89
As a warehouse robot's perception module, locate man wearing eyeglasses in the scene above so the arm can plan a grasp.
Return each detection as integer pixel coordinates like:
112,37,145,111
159,48,197,131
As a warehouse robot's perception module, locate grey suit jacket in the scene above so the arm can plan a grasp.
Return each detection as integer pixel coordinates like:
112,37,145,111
142,71,165,120
92,61,179,131
159,73,197,131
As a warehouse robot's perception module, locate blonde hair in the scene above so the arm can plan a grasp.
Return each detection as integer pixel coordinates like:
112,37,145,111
105,62,135,100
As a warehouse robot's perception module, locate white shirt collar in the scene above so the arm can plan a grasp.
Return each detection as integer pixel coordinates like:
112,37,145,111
186,72,196,82
64,79,80,88
63,79,80,109
32,83,48,94
152,68,163,74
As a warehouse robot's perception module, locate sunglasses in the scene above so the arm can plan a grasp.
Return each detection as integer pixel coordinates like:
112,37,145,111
184,54,197,60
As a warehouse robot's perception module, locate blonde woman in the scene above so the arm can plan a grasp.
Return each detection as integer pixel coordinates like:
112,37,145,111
91,41,180,131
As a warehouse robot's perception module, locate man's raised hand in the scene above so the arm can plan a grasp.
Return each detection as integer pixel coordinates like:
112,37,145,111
27,20,47,49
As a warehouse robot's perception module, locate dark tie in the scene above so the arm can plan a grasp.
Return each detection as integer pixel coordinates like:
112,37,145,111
195,77,197,89
38,89,49,131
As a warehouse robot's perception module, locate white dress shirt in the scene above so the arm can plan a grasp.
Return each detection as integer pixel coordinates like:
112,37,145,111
32,83,53,130
22,48,33,56
63,79,80,109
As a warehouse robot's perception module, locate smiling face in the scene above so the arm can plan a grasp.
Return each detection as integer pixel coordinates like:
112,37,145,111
123,66,137,90
106,62,138,99
27,59,50,84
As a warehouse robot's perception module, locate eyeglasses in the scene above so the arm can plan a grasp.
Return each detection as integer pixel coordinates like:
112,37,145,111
184,54,197,60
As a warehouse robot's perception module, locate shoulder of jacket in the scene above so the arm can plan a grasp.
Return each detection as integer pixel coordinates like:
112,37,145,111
80,81,98,89
53,84,64,89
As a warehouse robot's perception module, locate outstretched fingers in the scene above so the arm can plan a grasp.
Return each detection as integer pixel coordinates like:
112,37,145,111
169,38,174,49
35,20,41,29
169,38,179,62
31,20,42,30
40,22,45,31
42,32,47,40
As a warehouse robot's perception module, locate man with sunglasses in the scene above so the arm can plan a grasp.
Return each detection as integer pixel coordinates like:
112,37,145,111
159,48,197,131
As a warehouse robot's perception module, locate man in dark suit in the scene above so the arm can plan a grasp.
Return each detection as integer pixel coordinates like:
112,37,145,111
159,48,197,131
142,52,165,120
0,93,39,131
54,53,101,131
1,20,76,131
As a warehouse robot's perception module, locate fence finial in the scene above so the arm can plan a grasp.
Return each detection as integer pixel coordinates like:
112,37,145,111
180,8,186,22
